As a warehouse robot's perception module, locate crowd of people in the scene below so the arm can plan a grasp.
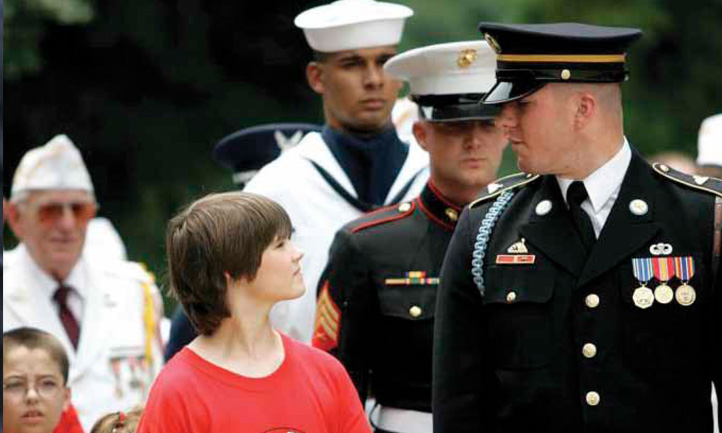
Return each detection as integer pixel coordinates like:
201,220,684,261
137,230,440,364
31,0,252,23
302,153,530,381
3,1,721,432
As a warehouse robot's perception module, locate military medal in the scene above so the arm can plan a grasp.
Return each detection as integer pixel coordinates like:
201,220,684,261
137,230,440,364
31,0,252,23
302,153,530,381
631,257,655,309
673,256,696,306
651,256,675,304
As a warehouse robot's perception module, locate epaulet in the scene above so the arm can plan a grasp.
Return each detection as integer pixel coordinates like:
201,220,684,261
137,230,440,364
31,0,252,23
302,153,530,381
652,163,722,198
103,260,156,284
469,172,541,209
350,201,416,233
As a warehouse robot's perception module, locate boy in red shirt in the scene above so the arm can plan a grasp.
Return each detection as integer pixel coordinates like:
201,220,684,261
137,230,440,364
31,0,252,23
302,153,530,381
136,192,370,433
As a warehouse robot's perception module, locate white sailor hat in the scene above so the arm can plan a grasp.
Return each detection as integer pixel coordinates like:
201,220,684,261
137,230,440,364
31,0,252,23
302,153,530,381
697,113,722,167
11,134,94,200
384,41,500,122
294,0,413,53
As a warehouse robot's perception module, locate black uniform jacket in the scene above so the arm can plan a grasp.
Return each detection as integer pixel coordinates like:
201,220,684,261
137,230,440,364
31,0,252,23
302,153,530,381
314,182,462,412
433,153,722,433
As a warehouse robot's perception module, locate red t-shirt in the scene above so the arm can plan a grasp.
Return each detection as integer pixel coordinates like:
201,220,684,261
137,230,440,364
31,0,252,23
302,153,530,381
135,333,371,433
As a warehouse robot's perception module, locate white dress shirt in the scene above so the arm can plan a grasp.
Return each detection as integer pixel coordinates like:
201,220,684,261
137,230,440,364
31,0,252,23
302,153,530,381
557,138,632,238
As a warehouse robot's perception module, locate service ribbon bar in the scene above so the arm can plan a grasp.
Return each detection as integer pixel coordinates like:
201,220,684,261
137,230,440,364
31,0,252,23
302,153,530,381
673,256,695,282
652,256,675,282
632,257,653,283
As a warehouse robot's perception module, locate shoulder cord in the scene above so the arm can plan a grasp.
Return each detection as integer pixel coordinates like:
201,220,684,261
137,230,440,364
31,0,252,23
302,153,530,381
471,190,515,296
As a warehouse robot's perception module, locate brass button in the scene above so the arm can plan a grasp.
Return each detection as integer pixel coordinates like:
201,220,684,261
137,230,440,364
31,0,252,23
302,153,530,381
586,391,600,406
585,294,600,309
582,343,597,359
409,305,422,318
506,291,517,303
398,202,411,212
445,208,459,222
561,69,571,80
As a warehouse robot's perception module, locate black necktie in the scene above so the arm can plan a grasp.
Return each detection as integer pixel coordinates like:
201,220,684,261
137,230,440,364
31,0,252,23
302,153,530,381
53,285,81,350
567,181,596,252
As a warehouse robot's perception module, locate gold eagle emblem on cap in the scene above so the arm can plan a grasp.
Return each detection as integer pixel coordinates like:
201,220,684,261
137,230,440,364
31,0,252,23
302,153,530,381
484,33,502,54
457,49,478,68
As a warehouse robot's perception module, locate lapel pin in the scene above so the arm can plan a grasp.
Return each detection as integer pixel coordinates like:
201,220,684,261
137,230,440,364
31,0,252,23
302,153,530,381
629,199,648,216
535,200,552,216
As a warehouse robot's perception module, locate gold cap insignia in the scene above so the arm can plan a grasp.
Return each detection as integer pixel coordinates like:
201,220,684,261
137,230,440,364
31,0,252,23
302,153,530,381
457,49,478,68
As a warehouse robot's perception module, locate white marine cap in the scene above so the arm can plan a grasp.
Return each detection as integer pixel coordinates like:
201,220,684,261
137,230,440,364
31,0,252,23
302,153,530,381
11,134,94,200
385,40,497,96
384,41,499,121
697,113,722,167
294,0,413,53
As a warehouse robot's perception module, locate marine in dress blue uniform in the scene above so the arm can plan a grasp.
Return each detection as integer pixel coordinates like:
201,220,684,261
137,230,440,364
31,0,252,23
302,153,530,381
312,41,506,433
433,23,722,433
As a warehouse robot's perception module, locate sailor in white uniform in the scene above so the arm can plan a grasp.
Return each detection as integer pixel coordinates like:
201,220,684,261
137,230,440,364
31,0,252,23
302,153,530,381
244,0,429,343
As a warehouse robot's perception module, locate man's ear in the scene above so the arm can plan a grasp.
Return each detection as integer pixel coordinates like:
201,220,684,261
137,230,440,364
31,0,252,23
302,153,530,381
306,62,325,95
574,91,597,129
412,121,429,152
6,202,26,240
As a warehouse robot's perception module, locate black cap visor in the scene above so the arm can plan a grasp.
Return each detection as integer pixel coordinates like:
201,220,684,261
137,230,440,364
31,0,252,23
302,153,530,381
413,94,500,122
481,80,546,104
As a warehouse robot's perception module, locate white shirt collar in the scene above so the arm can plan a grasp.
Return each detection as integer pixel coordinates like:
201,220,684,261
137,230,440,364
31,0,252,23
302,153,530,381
557,137,632,212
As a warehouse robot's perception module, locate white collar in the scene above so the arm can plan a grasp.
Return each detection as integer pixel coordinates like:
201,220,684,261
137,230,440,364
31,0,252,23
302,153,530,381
557,137,632,212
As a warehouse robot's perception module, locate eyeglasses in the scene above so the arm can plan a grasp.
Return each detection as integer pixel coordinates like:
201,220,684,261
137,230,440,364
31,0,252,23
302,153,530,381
3,379,62,399
30,201,98,227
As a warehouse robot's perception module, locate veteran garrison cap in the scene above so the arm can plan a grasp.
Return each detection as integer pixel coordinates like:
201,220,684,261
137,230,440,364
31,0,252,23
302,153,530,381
478,22,643,104
385,41,500,122
212,123,321,187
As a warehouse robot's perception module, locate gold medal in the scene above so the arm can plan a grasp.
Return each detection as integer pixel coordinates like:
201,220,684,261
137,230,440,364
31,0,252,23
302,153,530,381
675,283,696,306
633,286,655,309
654,283,674,304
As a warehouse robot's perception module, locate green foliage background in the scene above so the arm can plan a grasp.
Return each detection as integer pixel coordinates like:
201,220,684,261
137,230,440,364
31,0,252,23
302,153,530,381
4,0,721,312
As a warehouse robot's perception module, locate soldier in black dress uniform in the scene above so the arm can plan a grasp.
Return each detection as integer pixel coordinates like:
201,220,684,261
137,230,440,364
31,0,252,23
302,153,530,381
311,40,507,433
433,23,722,433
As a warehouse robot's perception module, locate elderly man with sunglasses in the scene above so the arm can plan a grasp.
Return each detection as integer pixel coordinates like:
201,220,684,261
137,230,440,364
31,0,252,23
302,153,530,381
3,134,164,432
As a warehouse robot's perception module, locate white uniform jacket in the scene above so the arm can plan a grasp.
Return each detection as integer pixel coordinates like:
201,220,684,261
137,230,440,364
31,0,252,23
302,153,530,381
244,131,429,343
3,245,164,431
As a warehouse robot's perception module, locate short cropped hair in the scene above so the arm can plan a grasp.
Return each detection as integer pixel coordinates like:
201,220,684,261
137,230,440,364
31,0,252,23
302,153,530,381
2,327,70,385
166,192,293,336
